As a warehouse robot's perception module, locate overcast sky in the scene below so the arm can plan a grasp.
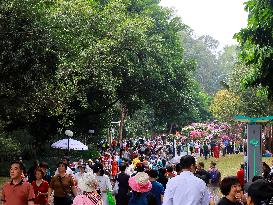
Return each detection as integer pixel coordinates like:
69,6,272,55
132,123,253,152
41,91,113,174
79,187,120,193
160,0,248,48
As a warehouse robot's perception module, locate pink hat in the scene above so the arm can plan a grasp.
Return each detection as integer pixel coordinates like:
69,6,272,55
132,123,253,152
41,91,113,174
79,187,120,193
129,172,152,193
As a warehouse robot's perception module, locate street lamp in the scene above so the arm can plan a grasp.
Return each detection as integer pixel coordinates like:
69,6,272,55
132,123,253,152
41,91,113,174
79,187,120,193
65,129,73,153
108,121,121,144
88,129,95,145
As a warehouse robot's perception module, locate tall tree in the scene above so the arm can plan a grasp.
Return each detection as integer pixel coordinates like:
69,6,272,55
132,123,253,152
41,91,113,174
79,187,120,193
210,64,273,122
0,0,208,148
181,30,223,94
235,0,273,98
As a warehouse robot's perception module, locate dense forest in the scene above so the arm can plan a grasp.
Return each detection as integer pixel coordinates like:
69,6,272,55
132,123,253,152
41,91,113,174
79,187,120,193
0,0,272,159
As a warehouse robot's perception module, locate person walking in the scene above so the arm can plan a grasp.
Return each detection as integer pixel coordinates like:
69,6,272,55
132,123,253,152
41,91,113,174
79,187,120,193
73,172,102,205
74,164,86,194
31,168,49,205
93,164,112,205
40,162,52,184
157,168,168,189
203,142,209,160
111,156,118,179
1,161,35,205
208,162,221,202
163,155,210,205
55,157,73,175
115,165,130,205
147,169,164,205
48,162,77,205
27,160,39,183
128,172,156,205
213,144,220,159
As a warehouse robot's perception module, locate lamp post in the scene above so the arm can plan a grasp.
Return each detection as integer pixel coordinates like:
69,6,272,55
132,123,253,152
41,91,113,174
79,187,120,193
64,130,73,154
173,136,176,158
109,121,120,144
234,115,273,181
88,129,95,145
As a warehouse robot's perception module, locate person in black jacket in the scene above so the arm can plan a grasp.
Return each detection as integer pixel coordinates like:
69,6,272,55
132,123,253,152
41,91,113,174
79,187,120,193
115,165,130,205
195,162,211,185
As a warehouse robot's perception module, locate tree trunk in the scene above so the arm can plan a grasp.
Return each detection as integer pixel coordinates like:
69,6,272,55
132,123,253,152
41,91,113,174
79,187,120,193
169,123,174,135
269,125,273,153
119,105,128,143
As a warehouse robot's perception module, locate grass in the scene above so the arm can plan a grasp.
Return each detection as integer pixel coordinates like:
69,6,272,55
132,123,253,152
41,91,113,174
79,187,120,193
0,177,9,186
198,153,273,178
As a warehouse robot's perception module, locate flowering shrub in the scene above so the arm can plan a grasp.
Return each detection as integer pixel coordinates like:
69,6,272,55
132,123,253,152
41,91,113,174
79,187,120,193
179,121,244,141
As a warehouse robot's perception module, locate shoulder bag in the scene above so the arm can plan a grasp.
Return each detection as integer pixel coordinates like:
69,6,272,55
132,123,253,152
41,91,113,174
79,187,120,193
58,175,74,205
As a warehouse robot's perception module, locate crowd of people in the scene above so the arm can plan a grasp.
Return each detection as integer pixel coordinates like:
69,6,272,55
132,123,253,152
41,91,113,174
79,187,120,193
1,136,273,205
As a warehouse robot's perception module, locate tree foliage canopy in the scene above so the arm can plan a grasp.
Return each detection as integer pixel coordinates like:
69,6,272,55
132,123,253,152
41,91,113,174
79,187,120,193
210,64,273,122
235,0,273,97
0,0,212,155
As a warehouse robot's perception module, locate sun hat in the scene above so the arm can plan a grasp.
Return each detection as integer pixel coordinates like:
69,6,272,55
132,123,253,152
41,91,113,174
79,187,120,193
77,163,86,169
246,179,273,201
78,172,98,193
128,172,152,193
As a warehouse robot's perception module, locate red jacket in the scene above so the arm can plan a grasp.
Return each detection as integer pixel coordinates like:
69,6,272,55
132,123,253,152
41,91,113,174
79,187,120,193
237,168,244,186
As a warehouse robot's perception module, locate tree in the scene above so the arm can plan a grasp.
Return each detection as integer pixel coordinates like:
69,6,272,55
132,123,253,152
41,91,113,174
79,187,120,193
0,0,209,149
209,89,241,122
229,64,273,117
235,0,273,98
210,64,273,122
181,29,225,94
217,45,239,83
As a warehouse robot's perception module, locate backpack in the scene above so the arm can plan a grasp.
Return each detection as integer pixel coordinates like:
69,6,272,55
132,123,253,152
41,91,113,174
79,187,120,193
210,169,220,184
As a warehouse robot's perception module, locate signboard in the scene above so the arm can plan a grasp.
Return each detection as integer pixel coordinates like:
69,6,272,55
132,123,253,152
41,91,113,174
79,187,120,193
88,129,95,134
246,124,262,181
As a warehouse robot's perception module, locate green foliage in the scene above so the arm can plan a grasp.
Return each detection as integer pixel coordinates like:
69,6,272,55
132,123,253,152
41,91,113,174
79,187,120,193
0,132,21,156
228,64,273,117
181,30,221,94
210,64,273,122
0,0,213,153
217,45,239,81
235,0,273,98
209,89,241,122
181,29,239,96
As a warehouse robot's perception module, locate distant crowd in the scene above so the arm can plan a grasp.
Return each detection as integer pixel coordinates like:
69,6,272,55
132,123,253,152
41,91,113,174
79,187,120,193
1,136,273,205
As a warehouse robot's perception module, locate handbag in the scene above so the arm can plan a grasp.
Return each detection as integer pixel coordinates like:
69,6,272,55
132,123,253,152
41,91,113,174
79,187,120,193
58,175,74,205
103,175,116,205
112,181,119,195
112,174,119,195
106,190,116,205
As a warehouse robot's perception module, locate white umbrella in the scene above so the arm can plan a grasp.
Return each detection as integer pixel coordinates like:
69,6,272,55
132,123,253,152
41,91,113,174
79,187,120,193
169,156,181,164
169,152,187,164
51,138,88,150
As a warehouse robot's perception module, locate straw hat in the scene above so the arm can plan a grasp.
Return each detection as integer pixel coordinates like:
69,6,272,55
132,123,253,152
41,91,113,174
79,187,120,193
78,172,98,193
128,172,152,193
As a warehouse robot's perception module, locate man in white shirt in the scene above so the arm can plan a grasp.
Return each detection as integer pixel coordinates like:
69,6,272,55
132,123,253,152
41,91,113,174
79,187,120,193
163,155,210,205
